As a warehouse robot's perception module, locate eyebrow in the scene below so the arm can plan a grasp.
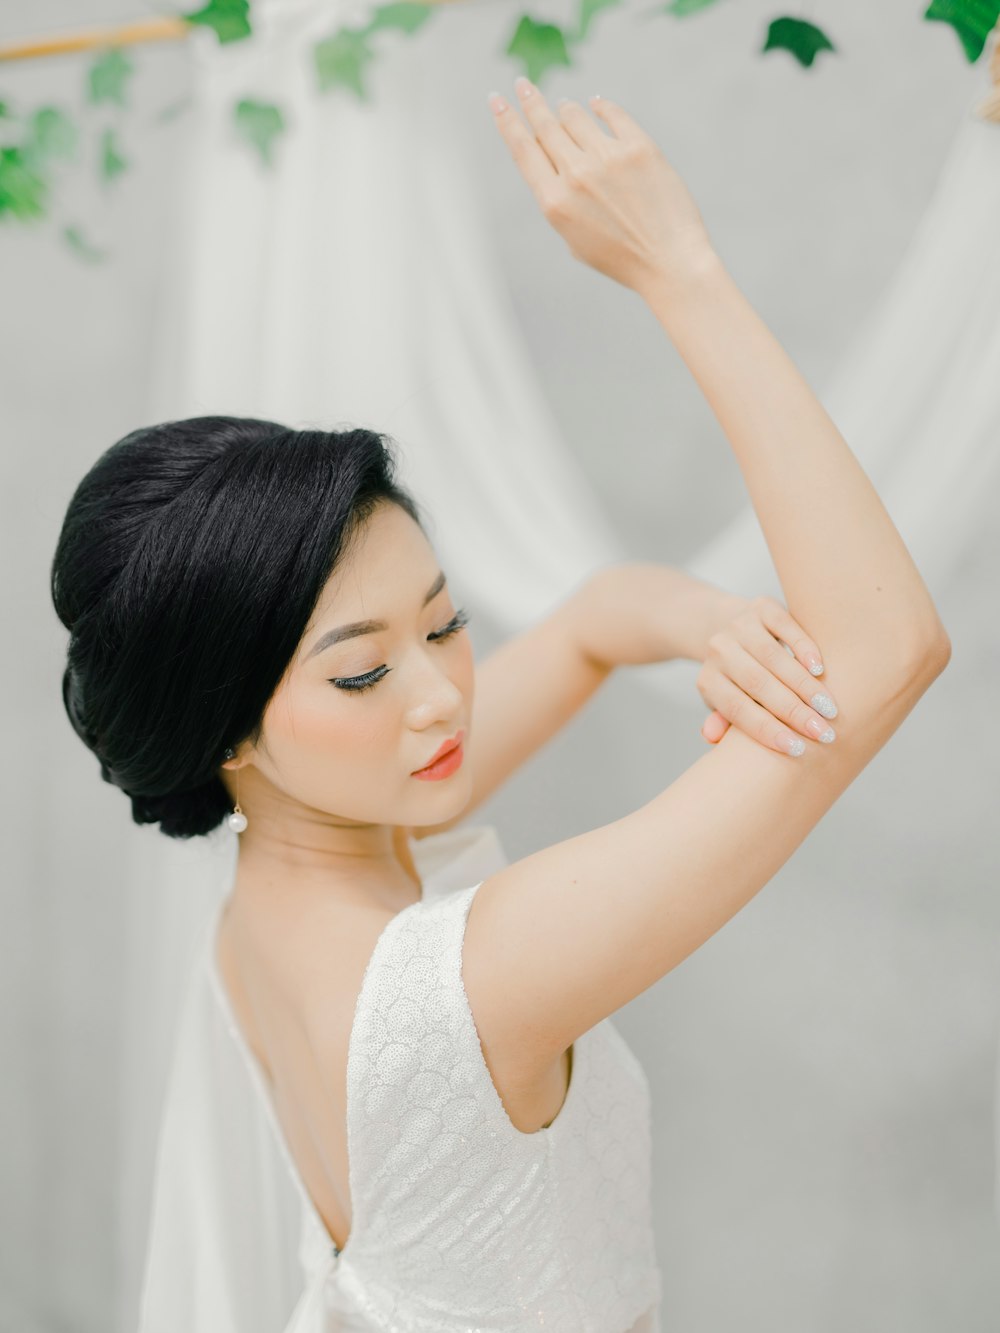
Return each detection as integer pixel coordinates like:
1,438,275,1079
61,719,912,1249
306,570,448,659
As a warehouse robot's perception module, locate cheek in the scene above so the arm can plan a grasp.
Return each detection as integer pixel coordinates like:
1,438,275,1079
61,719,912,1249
265,676,397,762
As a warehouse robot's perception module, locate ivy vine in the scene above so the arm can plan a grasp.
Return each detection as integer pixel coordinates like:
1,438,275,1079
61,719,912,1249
0,0,996,260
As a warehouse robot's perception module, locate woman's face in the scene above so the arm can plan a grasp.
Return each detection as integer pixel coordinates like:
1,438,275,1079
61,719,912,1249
233,499,475,838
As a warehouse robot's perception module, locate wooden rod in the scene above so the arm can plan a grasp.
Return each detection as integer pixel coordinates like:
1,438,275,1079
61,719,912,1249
0,16,190,63
0,2,463,64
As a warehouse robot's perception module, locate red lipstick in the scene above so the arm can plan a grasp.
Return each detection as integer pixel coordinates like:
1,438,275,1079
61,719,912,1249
412,729,465,780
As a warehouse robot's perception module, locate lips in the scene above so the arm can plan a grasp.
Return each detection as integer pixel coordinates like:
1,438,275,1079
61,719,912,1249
414,728,464,773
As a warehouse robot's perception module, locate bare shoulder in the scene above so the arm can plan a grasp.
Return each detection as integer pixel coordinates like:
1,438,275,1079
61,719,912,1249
461,875,565,1086
278,897,401,1070
218,891,398,1089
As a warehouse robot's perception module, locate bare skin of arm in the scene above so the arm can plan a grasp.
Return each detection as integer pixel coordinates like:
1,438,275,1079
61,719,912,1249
411,565,746,840
460,84,951,1081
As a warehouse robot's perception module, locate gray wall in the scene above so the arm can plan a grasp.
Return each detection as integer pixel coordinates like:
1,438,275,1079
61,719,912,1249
1,1,996,1328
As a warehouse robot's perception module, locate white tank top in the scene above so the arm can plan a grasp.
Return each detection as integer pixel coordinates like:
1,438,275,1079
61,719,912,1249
137,826,663,1332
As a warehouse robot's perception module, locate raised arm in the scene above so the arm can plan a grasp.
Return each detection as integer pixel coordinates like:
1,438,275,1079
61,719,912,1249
638,254,946,669
466,83,950,1079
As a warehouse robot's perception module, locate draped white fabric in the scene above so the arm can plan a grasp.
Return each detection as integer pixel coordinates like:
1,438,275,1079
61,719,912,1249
145,0,627,626
84,1,996,1323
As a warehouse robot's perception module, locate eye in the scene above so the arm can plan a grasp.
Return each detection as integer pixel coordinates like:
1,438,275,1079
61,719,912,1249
428,606,470,642
329,666,388,694
329,607,471,693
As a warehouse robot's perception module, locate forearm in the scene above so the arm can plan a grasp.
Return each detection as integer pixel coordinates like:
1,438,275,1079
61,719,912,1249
638,254,950,672
574,562,748,669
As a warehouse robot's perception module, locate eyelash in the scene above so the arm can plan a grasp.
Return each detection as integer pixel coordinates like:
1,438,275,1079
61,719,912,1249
329,608,471,694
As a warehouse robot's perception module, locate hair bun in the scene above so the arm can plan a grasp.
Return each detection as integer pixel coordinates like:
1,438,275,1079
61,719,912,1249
129,779,231,840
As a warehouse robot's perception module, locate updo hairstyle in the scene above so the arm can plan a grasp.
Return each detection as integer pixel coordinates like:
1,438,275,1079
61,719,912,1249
50,416,424,838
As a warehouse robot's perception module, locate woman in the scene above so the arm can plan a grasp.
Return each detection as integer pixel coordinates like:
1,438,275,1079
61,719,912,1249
51,82,950,1332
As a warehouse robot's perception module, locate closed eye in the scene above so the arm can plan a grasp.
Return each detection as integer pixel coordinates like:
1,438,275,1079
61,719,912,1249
329,608,470,693
428,607,470,644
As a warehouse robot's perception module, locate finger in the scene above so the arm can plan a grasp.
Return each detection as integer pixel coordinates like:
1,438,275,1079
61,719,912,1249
741,613,839,721
777,636,837,722
587,93,660,151
555,96,613,155
702,671,812,757
755,597,825,677
717,639,838,743
701,710,730,743
488,88,560,203
511,77,586,175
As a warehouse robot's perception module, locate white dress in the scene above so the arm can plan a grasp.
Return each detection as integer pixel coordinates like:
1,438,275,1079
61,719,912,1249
137,825,663,1331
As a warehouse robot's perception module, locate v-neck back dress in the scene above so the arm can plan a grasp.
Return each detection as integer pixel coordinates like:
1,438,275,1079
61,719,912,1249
137,824,663,1332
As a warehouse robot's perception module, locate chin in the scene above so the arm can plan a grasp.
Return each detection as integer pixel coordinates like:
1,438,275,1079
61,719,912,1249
410,787,473,838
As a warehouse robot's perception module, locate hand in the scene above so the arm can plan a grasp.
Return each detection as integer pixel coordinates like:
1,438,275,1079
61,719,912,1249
696,596,840,757
489,79,716,296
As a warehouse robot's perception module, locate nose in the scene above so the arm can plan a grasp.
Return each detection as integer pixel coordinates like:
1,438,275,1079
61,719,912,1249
405,647,466,730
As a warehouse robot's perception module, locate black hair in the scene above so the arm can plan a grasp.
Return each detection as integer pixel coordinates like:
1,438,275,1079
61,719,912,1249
50,415,425,839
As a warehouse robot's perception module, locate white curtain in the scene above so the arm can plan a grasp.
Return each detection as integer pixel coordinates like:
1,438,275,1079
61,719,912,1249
110,2,1000,1325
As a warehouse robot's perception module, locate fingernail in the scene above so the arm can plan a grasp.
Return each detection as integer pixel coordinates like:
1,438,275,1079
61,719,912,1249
784,734,806,757
590,93,602,102
487,90,507,114
515,77,534,100
807,655,824,675
805,717,836,742
811,693,838,720
557,96,569,107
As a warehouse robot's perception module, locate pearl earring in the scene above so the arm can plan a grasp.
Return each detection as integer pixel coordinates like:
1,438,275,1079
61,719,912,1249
223,747,248,833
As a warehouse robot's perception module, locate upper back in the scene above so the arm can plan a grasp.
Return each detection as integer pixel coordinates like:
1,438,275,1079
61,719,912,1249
213,885,380,1252
212,823,560,1250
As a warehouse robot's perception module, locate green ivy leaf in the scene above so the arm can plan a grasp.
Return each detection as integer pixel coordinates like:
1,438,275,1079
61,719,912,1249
100,127,129,182
576,0,623,42
0,146,47,220
87,48,134,107
63,224,109,263
923,0,1000,61
182,0,253,45
507,17,574,85
366,2,434,36
0,102,13,119
314,29,376,100
762,16,836,68
26,107,77,164
234,99,285,166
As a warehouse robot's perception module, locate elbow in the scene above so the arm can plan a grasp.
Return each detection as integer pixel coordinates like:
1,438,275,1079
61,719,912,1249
909,622,953,679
